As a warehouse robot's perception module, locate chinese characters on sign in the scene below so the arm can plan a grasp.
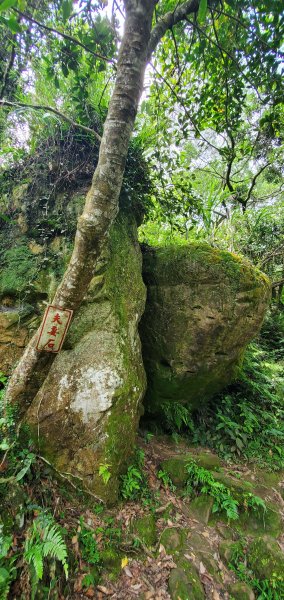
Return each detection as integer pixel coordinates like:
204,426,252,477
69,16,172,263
36,305,73,353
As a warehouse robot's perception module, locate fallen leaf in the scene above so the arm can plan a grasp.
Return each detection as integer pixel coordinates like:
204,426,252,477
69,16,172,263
201,530,210,538
121,556,128,568
97,585,112,595
131,583,142,591
199,561,206,575
124,566,133,578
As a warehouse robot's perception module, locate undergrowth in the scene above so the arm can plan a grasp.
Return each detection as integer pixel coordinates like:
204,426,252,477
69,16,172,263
228,540,284,600
120,447,150,501
158,311,284,470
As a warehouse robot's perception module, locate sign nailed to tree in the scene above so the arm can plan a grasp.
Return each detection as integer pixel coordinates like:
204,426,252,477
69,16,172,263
36,305,73,353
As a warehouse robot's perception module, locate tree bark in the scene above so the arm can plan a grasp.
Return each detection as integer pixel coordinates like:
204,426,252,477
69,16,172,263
5,0,157,409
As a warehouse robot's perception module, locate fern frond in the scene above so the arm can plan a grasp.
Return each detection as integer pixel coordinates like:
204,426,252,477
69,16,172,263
24,514,69,586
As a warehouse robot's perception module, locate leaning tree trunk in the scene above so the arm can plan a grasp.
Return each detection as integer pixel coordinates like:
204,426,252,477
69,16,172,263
5,0,157,409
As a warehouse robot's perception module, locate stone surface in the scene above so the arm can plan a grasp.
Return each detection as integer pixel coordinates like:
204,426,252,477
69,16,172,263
247,536,284,582
160,456,191,487
0,172,147,503
140,244,271,415
160,527,188,556
189,495,214,525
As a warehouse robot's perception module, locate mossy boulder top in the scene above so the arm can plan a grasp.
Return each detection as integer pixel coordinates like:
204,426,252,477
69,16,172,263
140,244,271,415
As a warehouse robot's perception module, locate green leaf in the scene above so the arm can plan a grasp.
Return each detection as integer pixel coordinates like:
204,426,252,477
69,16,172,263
61,63,69,77
197,0,207,24
15,457,33,481
62,0,73,22
0,0,17,12
3,15,22,32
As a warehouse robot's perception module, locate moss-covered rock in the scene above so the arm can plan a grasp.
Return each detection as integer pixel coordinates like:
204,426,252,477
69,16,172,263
168,564,205,600
100,548,122,580
23,211,146,504
219,540,243,566
238,501,282,538
131,514,157,547
211,471,253,497
228,582,255,600
189,495,214,525
160,456,191,487
195,452,222,470
140,244,271,415
247,536,284,583
160,527,188,556
160,452,222,489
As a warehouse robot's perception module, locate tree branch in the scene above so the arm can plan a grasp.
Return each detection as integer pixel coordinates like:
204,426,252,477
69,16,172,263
0,100,102,142
147,0,200,59
14,9,116,65
243,162,270,207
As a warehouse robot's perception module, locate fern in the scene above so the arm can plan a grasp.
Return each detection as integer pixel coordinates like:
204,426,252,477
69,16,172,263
185,461,239,520
161,401,194,432
0,529,17,599
24,513,68,597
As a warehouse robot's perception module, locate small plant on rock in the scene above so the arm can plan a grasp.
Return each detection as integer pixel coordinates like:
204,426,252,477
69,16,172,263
185,460,239,520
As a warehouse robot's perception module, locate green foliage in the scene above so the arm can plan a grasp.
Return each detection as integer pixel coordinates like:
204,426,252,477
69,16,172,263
0,389,70,597
185,461,239,520
0,527,16,600
228,540,284,600
98,463,111,485
24,512,68,597
157,469,176,492
78,519,100,565
185,461,267,523
120,448,149,501
0,376,36,486
160,400,194,433
191,336,284,470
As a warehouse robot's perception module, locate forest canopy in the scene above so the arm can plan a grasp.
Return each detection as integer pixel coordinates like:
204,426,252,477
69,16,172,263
0,0,283,294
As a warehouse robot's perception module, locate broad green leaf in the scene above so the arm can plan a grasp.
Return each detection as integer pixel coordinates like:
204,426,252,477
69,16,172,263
198,0,207,23
0,0,17,12
62,0,73,22
4,15,22,32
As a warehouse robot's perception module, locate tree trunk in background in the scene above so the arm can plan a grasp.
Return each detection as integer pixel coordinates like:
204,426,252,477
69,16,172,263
6,0,157,409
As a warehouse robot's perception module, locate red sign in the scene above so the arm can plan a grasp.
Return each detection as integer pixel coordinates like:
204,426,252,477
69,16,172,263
36,305,73,353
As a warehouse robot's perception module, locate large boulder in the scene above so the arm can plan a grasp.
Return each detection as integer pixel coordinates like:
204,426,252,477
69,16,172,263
140,244,271,417
0,180,146,503
25,210,146,503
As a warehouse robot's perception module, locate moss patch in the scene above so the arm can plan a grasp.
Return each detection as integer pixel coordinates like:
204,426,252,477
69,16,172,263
160,527,188,556
131,514,157,547
168,564,205,600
